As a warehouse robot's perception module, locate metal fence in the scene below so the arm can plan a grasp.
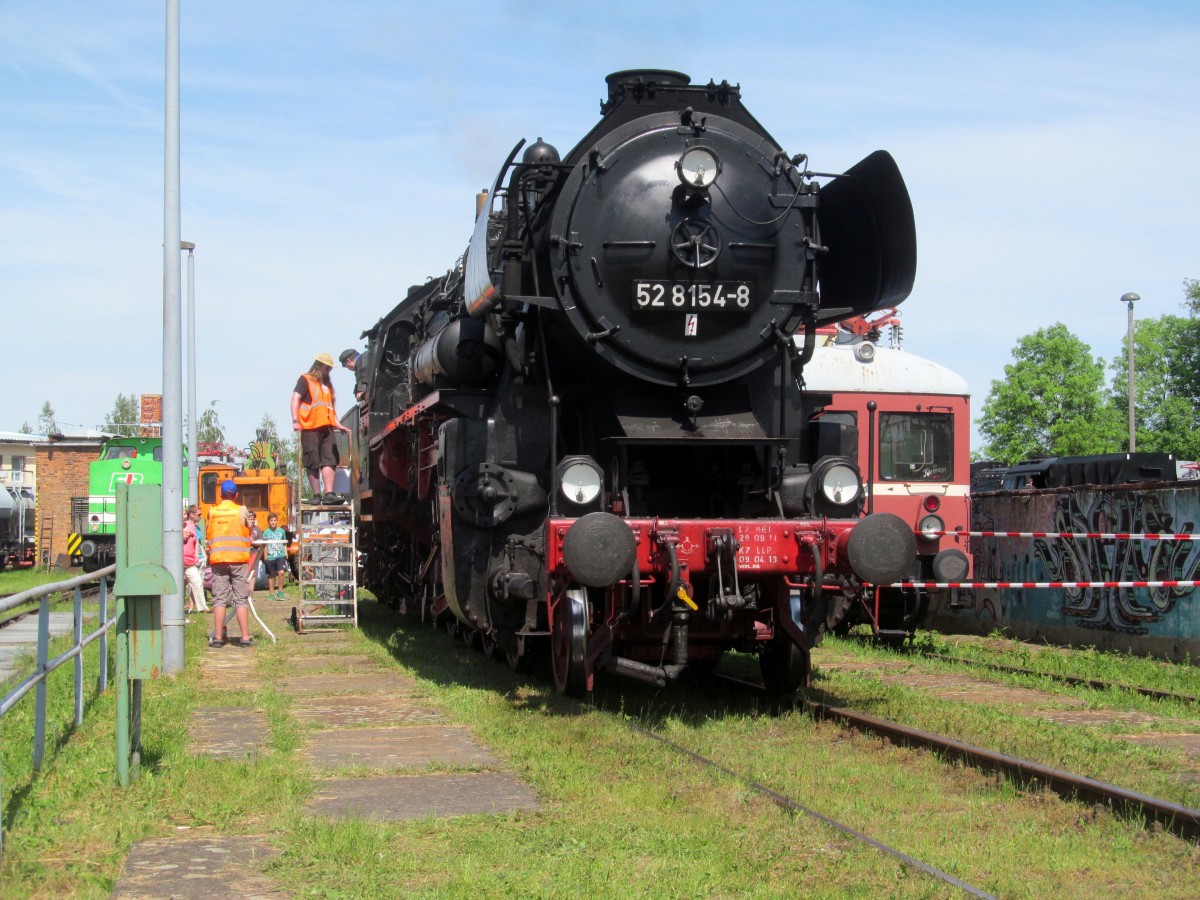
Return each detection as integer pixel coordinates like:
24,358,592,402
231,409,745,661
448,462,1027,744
0,565,117,858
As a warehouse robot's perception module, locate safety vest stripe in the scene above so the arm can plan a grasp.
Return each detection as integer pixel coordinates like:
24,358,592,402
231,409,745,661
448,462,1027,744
210,536,252,550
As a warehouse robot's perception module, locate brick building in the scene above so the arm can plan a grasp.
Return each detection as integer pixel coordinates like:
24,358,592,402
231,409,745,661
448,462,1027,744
139,394,162,437
35,436,104,565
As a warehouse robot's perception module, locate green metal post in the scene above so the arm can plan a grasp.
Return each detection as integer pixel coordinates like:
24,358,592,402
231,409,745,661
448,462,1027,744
113,484,173,786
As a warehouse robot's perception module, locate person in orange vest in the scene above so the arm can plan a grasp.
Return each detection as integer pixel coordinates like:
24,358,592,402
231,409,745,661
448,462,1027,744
206,479,254,648
291,351,351,504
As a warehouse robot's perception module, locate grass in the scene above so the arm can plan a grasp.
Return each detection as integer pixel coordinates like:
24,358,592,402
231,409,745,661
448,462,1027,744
801,633,1200,807
0,568,68,598
2,592,1200,897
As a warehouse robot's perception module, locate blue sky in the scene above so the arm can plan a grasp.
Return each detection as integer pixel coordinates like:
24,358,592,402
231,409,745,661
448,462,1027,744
2,1,1198,451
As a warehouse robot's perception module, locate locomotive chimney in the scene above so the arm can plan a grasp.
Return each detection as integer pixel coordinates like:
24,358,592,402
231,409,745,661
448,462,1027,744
475,189,488,220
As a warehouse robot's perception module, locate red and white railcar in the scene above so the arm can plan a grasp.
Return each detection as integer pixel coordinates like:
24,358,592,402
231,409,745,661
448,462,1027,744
800,316,972,637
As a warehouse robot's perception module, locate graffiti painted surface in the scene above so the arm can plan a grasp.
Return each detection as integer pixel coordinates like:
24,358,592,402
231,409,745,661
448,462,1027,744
928,483,1200,661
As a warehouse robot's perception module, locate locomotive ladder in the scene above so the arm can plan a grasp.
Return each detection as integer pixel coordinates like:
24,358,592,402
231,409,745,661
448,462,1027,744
293,498,358,633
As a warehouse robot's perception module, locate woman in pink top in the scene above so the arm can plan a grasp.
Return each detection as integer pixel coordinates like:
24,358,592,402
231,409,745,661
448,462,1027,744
182,505,209,615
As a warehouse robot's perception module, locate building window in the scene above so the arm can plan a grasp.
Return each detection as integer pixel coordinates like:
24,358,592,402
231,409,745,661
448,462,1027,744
12,456,25,472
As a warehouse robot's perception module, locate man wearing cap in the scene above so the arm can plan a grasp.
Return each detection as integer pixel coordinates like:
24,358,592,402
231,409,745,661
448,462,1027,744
339,347,370,404
206,480,253,647
291,352,351,504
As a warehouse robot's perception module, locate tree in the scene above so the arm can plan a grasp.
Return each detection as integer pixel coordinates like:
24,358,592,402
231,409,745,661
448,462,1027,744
979,323,1123,464
18,422,32,434
103,392,141,437
37,401,57,435
250,413,291,474
196,401,225,444
1109,314,1200,458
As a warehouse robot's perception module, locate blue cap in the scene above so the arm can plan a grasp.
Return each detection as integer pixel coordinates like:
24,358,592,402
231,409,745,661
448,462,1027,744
220,479,238,496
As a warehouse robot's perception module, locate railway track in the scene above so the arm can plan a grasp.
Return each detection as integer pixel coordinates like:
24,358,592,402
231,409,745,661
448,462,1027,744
714,671,1200,842
832,635,1200,704
916,651,1200,705
623,713,998,899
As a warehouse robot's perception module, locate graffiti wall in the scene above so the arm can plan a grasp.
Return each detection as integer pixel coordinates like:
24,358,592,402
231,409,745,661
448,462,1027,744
926,482,1200,661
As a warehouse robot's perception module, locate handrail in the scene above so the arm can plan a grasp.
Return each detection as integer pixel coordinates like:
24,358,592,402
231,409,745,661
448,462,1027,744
0,564,117,859
0,566,114,616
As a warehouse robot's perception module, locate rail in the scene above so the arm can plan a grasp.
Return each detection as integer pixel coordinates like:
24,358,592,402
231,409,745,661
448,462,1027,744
0,564,117,859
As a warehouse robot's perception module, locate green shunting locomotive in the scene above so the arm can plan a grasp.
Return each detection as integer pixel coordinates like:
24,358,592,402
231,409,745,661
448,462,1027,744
69,437,188,572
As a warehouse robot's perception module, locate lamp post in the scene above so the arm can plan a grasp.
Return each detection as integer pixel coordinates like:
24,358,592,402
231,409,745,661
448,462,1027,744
1121,292,1140,452
181,241,197,504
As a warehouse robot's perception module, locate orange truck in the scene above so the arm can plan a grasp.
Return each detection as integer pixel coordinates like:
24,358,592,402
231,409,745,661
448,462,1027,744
198,442,297,571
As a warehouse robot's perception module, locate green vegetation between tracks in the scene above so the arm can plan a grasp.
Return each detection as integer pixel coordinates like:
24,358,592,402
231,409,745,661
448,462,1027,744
2,583,1199,897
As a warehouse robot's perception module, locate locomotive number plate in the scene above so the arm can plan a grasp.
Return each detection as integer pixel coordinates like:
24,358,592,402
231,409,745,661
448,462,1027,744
633,280,752,312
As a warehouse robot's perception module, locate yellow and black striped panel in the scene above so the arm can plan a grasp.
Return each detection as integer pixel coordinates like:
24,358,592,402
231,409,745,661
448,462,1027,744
67,533,83,556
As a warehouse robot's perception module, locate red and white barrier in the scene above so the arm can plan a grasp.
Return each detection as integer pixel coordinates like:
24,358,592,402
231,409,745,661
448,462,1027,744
936,530,1199,541
891,580,1200,590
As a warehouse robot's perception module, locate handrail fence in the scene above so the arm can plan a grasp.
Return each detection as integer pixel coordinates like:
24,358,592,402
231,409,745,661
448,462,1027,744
0,564,117,859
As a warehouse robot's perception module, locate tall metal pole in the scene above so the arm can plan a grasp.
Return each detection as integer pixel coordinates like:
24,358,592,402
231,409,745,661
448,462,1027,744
1122,292,1140,453
161,0,184,675
182,242,197,505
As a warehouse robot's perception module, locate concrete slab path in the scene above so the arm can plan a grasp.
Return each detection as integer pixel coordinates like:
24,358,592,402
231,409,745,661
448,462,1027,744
114,622,541,896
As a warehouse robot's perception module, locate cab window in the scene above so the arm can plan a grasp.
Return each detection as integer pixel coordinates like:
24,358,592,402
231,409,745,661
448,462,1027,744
201,472,220,504
878,412,953,482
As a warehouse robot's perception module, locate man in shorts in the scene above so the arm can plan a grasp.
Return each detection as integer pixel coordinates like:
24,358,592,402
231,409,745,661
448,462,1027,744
206,480,253,647
291,351,351,504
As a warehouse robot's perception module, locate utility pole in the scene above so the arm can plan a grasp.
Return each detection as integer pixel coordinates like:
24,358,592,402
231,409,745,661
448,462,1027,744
161,0,184,675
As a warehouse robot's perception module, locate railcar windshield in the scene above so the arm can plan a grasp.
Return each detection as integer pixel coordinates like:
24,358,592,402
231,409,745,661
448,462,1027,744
100,445,170,462
878,412,953,482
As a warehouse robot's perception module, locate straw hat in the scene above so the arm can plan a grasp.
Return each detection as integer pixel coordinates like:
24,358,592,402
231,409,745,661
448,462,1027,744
313,352,335,367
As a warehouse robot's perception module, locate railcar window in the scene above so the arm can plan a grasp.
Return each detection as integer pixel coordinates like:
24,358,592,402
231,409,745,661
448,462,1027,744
878,412,953,482
103,447,137,460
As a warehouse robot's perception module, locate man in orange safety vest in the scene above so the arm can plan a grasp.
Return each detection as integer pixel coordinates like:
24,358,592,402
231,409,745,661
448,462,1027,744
291,352,351,504
206,479,254,648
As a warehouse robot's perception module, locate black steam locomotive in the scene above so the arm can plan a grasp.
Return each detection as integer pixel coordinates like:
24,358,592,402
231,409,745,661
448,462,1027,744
350,70,918,696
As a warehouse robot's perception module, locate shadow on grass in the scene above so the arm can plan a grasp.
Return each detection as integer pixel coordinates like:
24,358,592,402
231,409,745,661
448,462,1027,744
353,598,860,731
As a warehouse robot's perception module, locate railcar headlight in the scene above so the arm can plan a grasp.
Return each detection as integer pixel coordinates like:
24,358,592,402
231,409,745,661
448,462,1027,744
121,459,132,470
676,147,721,188
557,456,604,506
818,462,860,506
918,515,944,540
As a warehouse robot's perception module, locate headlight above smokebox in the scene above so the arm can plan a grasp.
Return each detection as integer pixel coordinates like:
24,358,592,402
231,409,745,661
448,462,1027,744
778,456,865,517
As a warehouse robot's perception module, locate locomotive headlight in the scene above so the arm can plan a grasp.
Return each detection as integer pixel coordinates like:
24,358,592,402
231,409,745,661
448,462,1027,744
557,456,604,506
818,462,860,506
918,514,944,541
121,459,132,470
676,147,721,188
